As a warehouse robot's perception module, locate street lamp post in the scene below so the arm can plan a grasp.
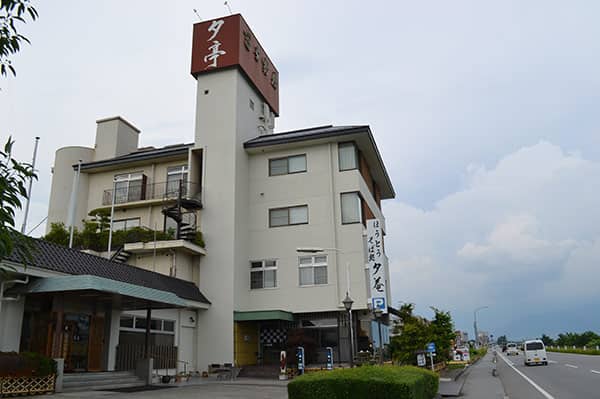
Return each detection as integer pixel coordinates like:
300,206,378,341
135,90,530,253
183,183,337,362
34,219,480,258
374,307,384,365
473,306,489,347
342,293,354,367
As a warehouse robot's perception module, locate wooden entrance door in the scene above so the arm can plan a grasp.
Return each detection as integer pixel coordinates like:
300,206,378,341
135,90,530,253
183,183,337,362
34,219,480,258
87,315,105,371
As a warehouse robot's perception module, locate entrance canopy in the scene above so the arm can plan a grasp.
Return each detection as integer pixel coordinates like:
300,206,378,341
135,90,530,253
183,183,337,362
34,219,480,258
234,310,294,322
14,275,188,310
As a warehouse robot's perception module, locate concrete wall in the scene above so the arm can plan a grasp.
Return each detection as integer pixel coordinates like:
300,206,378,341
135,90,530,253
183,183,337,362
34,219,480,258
0,297,25,351
193,68,268,370
47,146,95,233
238,143,373,313
93,117,140,161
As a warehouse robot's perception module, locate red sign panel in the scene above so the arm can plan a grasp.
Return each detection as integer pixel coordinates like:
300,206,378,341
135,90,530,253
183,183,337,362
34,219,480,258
191,14,279,115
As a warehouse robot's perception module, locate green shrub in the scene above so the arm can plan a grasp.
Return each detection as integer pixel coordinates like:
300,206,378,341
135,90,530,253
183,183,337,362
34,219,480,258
0,352,56,377
287,365,438,399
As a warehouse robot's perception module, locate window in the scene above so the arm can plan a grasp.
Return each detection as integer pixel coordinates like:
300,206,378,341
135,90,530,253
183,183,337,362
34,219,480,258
119,316,134,328
119,314,175,334
166,165,188,196
269,154,307,176
114,172,145,203
338,142,358,171
341,192,362,224
112,217,140,232
299,255,328,286
250,260,277,289
526,342,544,350
269,205,308,227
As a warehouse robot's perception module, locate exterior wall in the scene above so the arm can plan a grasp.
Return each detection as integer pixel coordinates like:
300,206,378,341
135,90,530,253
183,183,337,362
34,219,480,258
47,146,95,233
129,252,198,283
0,297,25,351
193,68,267,369
239,143,378,314
234,321,259,366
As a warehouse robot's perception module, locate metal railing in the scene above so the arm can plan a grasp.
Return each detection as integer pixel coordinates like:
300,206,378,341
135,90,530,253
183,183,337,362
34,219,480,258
115,344,178,370
102,180,200,206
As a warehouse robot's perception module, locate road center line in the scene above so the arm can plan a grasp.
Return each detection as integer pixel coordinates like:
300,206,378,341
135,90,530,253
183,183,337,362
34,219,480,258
498,352,555,399
565,364,579,369
591,370,600,374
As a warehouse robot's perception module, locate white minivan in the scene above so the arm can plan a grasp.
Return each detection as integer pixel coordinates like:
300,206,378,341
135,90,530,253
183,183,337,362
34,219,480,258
524,339,548,366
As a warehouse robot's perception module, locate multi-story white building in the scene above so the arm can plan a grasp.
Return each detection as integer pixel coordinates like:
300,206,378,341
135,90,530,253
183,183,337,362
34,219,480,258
1,14,394,377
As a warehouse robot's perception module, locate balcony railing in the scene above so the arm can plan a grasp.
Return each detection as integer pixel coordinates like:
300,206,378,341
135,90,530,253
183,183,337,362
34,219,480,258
102,180,200,206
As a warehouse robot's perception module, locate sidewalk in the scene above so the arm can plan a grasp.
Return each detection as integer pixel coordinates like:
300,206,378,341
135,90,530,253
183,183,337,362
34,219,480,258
458,352,506,399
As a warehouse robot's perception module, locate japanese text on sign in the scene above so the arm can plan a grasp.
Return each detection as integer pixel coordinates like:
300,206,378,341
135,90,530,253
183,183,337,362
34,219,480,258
367,219,388,314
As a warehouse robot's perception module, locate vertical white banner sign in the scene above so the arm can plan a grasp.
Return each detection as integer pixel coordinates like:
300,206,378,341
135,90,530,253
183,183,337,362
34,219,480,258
367,219,388,314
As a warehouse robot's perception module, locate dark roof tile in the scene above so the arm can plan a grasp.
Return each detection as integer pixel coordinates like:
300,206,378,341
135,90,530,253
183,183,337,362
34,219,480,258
4,237,210,304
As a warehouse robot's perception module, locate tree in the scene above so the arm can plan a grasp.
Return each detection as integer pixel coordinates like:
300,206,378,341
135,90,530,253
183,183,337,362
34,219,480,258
0,137,37,276
496,335,507,346
540,334,554,347
428,307,455,362
388,303,455,365
1,0,38,76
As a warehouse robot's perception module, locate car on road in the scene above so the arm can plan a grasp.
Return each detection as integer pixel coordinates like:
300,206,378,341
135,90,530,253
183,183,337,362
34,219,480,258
506,342,519,356
524,339,548,366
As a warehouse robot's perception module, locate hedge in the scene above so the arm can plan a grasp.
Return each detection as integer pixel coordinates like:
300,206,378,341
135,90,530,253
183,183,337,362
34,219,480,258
0,352,57,377
287,365,438,399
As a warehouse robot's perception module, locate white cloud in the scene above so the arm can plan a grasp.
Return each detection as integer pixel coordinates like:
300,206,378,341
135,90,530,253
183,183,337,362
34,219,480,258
384,141,600,335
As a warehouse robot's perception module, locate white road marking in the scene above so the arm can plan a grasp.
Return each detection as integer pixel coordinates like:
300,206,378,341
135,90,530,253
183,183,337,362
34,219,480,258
498,352,555,399
565,364,579,369
591,370,600,374
548,360,558,364
439,377,452,382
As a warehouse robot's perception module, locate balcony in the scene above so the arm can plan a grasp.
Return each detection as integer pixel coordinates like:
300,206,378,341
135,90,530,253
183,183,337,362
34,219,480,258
102,180,202,208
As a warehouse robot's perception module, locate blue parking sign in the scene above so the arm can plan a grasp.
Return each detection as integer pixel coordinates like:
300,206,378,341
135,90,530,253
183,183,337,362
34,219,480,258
427,342,436,353
372,297,386,311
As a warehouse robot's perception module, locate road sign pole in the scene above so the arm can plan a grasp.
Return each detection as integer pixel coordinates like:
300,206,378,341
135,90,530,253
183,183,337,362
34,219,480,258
430,352,434,371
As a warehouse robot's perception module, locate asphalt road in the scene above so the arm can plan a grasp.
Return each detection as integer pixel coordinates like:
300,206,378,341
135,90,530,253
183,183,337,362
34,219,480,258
497,350,600,398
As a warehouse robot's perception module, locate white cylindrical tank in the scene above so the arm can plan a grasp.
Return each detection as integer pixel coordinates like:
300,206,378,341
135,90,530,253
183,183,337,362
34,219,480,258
46,146,95,234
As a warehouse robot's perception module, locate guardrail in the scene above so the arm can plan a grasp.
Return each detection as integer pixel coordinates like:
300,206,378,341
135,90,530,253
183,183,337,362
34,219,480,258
102,180,200,206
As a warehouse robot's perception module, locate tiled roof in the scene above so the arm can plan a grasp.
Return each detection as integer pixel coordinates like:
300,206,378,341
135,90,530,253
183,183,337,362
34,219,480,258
78,143,194,171
3,237,210,304
244,125,367,148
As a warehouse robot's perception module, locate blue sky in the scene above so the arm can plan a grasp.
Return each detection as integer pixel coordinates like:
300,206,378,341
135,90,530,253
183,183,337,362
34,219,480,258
1,1,599,340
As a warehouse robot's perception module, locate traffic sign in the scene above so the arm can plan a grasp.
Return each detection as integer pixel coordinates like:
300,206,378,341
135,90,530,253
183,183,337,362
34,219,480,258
426,342,436,353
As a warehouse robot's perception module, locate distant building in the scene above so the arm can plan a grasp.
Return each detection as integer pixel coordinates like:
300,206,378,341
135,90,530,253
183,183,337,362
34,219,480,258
455,330,469,347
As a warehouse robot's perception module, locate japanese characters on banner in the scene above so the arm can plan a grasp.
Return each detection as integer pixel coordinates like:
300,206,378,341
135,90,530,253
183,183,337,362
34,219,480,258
190,14,280,115
204,19,226,68
367,219,388,314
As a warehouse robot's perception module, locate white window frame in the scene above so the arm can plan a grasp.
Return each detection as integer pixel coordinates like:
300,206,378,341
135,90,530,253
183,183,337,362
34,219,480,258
114,172,144,204
166,165,189,195
269,154,307,176
338,142,358,171
119,315,175,335
341,192,362,224
269,205,308,227
250,259,278,290
298,255,328,286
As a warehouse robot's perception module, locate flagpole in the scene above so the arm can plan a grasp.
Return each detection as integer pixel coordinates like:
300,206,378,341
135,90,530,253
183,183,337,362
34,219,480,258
107,179,117,258
67,160,82,248
20,137,40,234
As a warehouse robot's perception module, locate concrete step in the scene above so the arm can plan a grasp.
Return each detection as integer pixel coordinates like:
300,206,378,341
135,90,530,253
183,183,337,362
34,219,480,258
62,380,146,393
64,376,143,388
63,371,135,381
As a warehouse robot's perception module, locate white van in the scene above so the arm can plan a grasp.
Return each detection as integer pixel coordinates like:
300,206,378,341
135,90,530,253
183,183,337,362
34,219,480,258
524,339,548,366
